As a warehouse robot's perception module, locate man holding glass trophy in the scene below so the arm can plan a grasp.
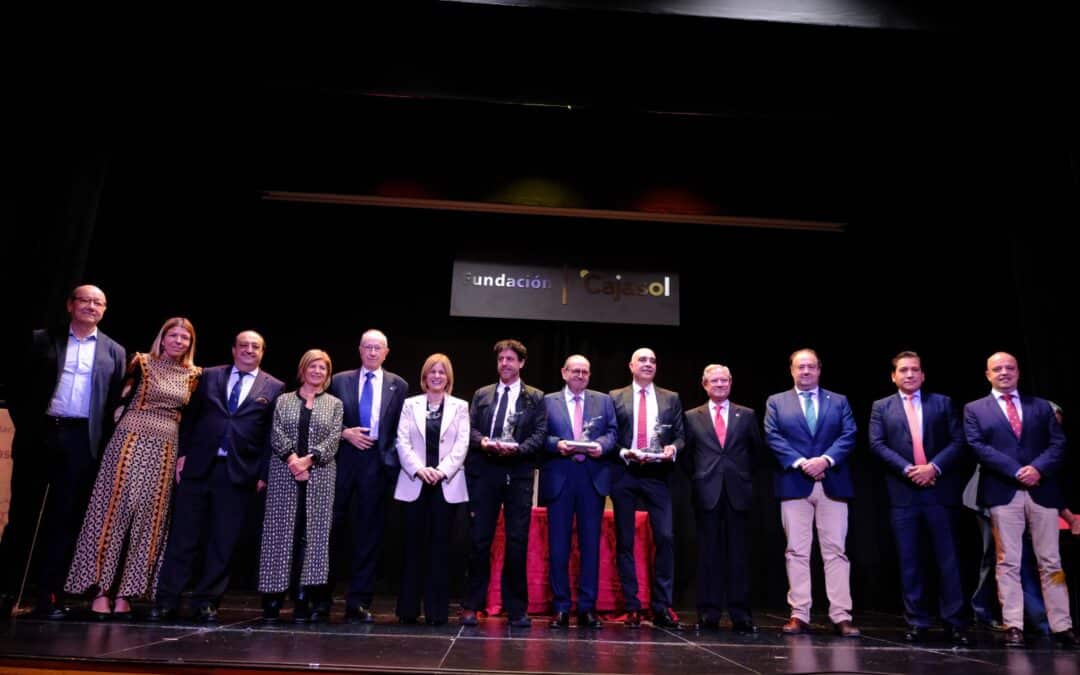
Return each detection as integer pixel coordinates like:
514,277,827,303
462,339,548,628
541,355,617,629
609,348,686,629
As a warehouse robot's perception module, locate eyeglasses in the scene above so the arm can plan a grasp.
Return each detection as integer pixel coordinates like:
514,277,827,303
566,368,590,376
73,296,107,308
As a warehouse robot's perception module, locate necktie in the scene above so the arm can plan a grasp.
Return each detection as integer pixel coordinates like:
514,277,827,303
801,391,816,435
1002,393,1022,439
228,371,247,414
491,385,510,438
904,395,927,465
714,403,727,447
359,372,374,429
572,395,584,440
636,388,648,449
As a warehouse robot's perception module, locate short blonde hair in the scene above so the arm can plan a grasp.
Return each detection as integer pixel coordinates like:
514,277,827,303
149,317,197,368
296,349,333,393
419,353,454,394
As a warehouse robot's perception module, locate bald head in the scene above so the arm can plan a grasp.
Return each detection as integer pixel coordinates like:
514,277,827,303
66,285,108,337
630,347,657,386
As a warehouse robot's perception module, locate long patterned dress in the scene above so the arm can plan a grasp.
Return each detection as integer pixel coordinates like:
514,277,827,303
65,352,199,599
258,391,343,593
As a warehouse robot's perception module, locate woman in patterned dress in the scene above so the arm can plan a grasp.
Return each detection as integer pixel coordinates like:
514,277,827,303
65,317,200,619
258,349,343,622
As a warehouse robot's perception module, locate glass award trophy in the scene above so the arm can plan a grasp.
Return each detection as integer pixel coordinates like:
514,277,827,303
566,416,602,461
496,410,521,450
632,422,672,462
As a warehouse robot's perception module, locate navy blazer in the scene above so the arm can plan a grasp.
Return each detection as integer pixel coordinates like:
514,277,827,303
765,388,857,499
539,388,618,502
329,368,409,471
608,384,686,481
178,365,285,486
868,391,967,507
683,401,762,512
467,381,548,479
964,393,1066,509
12,327,126,459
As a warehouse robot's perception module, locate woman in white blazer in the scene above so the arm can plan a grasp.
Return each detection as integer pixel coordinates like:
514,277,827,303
393,353,470,624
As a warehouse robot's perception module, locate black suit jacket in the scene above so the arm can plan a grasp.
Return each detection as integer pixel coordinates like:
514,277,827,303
683,401,761,512
868,391,968,507
10,326,127,459
329,367,409,471
178,365,285,486
609,384,686,480
467,381,548,479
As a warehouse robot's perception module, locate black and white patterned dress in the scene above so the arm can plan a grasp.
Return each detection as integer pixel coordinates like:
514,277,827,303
258,390,343,592
65,352,199,598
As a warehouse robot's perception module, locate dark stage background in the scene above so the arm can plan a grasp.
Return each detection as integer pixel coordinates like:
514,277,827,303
6,2,1077,615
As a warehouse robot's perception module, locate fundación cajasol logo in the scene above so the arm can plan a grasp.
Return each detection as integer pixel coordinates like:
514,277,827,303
578,269,671,302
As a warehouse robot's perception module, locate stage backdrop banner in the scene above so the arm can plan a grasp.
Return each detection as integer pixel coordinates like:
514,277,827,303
0,408,13,540
450,260,680,326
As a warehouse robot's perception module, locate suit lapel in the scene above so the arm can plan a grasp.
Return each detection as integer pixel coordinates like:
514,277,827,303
790,390,813,436
439,397,457,439
237,371,268,412
411,398,428,439
379,373,399,421
90,334,112,413
696,406,722,452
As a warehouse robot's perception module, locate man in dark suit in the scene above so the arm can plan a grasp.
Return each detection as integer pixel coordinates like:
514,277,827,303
462,339,547,627
328,329,408,623
609,347,686,629
152,330,284,622
765,348,860,637
683,364,761,633
964,351,1077,648
0,285,126,618
541,354,617,630
868,351,970,645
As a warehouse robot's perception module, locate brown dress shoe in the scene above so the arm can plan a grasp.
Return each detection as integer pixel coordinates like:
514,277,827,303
833,620,861,638
782,617,810,635
1051,629,1079,649
1003,627,1025,648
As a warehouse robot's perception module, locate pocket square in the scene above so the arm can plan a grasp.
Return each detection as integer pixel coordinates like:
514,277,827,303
255,396,269,405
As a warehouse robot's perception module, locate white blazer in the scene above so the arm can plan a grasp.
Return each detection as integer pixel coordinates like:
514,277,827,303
394,394,470,503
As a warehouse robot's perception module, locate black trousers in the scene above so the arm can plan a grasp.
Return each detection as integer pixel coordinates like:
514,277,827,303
463,470,533,618
397,484,457,623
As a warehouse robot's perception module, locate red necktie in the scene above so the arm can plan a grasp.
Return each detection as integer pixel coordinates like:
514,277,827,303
903,395,927,465
636,388,648,449
1002,393,1022,439
572,395,583,441
714,403,727,447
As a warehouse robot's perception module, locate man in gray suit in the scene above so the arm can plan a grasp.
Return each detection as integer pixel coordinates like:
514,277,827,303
0,285,127,618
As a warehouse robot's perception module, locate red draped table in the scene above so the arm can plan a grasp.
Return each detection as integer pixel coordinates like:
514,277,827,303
485,507,654,615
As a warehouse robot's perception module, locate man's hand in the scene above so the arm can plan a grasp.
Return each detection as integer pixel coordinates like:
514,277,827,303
342,427,375,450
905,464,937,487
175,456,186,484
659,445,676,462
1016,465,1041,487
800,457,829,480
556,440,575,457
256,479,267,493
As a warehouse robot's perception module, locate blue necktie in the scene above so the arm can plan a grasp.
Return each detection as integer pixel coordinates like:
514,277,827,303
491,385,510,438
359,372,374,429
228,372,247,414
801,391,816,435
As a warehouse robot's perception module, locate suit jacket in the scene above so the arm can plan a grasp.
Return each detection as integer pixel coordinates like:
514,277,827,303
764,388,857,499
329,367,409,471
10,326,127,459
539,388,618,503
683,401,762,512
177,364,285,486
964,393,1067,509
393,394,470,504
868,391,967,507
466,381,548,479
609,384,686,480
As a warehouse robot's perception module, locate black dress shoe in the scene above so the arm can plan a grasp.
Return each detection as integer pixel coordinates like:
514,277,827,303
944,626,972,646
195,605,219,623
460,609,479,626
293,600,313,623
652,607,683,631
731,620,758,634
426,617,447,626
345,605,375,624
398,616,419,624
548,611,570,629
147,606,178,622
32,602,68,621
624,610,642,628
1051,629,1080,649
508,615,532,628
1003,627,1025,648
905,626,929,643
577,611,602,629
